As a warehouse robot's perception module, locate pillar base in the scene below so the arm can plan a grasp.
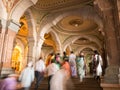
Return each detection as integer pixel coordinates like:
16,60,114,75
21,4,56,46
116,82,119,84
101,65,120,90
101,83,120,90
103,65,119,84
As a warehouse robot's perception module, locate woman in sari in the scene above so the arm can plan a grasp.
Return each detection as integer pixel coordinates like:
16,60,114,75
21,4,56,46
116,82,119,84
76,53,85,82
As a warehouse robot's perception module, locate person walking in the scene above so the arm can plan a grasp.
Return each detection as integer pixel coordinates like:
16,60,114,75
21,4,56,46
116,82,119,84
19,61,34,90
0,74,18,90
34,57,46,90
69,51,77,77
63,51,68,60
93,50,103,81
45,60,59,90
50,59,73,90
76,53,85,82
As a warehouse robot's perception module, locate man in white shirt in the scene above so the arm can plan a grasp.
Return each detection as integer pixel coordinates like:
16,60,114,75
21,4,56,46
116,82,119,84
45,60,59,90
34,57,46,90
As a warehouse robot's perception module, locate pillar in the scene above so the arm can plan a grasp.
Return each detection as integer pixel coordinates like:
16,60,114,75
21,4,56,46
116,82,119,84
36,36,45,60
0,19,20,76
27,37,36,63
102,1,120,84
94,1,120,89
0,19,7,63
94,0,120,89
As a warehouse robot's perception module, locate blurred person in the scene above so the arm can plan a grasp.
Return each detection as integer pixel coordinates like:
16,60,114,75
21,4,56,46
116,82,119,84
54,53,61,68
45,60,59,90
0,74,18,90
34,57,46,90
61,57,71,76
93,50,103,81
19,61,34,90
63,51,68,60
76,52,85,82
69,51,77,77
50,56,75,90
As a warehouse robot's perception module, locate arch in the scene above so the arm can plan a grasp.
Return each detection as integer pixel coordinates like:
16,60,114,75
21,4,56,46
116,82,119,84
75,45,97,55
37,5,104,58
40,23,53,39
9,0,38,22
25,9,37,42
62,35,102,51
38,6,104,54
24,9,38,61
39,6,103,38
50,30,62,54
40,27,62,55
37,24,53,58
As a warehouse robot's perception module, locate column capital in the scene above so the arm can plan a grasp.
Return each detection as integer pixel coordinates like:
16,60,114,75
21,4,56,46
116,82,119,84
0,19,20,32
8,20,20,32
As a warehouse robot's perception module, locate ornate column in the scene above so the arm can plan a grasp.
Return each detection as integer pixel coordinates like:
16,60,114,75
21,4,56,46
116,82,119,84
94,1,120,89
27,37,36,63
0,19,20,76
0,19,7,63
95,0,120,90
36,36,45,60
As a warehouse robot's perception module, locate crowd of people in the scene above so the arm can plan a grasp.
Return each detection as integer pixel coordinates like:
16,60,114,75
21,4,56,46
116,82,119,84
0,50,103,90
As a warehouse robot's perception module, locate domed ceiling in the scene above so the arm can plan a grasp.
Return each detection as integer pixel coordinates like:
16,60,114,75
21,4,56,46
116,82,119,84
56,16,98,34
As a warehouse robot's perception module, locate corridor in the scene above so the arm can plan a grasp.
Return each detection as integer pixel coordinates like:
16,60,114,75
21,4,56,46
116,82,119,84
0,0,120,90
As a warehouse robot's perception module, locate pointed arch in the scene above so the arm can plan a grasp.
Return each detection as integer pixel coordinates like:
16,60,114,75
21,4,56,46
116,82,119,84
75,45,97,55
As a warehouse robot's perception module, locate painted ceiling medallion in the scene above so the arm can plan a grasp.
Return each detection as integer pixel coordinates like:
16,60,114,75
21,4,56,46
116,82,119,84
69,19,83,27
56,16,98,34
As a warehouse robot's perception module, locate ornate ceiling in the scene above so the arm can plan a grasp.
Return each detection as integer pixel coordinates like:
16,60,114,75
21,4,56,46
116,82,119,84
34,0,93,11
56,16,98,34
17,0,104,54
